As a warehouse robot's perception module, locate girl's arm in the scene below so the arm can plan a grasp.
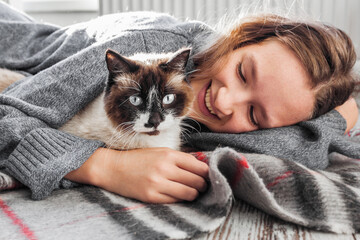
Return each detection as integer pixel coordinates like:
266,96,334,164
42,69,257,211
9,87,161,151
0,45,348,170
335,97,359,133
1,2,210,201
65,147,209,203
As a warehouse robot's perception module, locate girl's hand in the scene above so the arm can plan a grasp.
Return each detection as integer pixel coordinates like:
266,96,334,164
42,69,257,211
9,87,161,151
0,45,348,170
65,147,209,203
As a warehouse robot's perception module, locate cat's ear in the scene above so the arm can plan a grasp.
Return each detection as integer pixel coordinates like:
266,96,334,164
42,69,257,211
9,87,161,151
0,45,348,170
164,48,191,72
105,49,139,74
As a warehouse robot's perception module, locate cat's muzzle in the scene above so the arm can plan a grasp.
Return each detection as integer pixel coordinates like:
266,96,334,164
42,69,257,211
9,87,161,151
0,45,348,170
145,130,160,136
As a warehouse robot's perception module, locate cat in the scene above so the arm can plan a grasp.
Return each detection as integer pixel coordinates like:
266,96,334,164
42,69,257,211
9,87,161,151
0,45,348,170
0,48,194,150
60,48,194,150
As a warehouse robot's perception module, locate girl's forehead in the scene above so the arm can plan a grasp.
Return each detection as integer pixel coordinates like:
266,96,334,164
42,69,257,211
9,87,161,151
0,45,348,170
250,41,314,127
231,40,314,128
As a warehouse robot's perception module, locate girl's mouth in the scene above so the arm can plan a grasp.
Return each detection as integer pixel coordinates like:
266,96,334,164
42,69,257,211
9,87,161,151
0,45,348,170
197,81,218,119
205,87,216,114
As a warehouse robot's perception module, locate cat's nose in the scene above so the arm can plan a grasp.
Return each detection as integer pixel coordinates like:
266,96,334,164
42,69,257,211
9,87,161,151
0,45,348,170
145,112,164,129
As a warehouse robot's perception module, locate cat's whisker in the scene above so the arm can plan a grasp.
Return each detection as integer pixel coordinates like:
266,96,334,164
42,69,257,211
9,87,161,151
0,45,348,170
108,131,131,150
62,49,193,152
180,129,192,142
129,79,141,89
179,123,199,142
105,123,134,152
117,98,129,108
117,121,134,130
115,78,141,90
182,116,202,131
185,69,199,77
130,132,140,150
122,131,138,151
117,86,140,91
113,127,135,149
185,107,212,125
106,122,134,149
180,122,201,135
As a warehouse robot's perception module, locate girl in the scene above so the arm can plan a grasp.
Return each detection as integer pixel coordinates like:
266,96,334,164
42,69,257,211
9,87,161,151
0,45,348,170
0,2,358,203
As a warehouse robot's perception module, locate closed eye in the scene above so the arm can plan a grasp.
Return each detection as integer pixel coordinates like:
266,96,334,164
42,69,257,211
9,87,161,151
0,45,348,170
249,105,259,127
237,63,246,83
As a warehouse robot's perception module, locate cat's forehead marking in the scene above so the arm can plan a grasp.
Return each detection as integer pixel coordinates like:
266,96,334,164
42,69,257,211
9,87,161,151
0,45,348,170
166,73,186,89
147,86,158,107
114,75,141,91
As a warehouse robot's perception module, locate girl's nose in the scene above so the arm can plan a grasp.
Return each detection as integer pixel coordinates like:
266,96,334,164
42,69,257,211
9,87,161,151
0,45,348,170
214,86,235,118
214,86,249,119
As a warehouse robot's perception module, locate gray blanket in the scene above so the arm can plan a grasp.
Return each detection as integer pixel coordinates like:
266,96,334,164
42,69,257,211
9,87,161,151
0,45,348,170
1,3,360,239
1,132,360,239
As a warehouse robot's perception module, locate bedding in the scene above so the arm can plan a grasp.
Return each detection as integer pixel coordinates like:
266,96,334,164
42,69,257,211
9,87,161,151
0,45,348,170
1,138,360,239
1,3,360,239
1,3,359,201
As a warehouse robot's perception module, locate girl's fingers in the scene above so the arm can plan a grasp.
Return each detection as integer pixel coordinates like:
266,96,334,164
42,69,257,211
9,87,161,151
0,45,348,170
146,193,180,204
159,180,200,202
175,153,209,178
169,168,207,192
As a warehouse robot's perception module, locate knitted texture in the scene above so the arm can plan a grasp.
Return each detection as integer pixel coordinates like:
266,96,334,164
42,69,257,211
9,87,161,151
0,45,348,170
1,1,360,201
1,141,360,239
1,3,360,238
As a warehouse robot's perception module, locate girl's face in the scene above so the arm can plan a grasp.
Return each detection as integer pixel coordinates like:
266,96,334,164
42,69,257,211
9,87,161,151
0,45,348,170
189,40,315,133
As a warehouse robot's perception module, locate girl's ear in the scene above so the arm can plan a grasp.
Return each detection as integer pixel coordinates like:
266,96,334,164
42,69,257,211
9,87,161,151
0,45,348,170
163,48,191,72
105,49,139,74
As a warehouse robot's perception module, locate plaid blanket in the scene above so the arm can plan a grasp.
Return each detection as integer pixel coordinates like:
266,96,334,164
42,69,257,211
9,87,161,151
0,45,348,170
1,134,360,239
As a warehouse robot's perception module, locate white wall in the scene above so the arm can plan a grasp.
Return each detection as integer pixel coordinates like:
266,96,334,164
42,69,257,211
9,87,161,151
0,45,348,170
6,0,99,26
99,0,360,58
4,0,360,57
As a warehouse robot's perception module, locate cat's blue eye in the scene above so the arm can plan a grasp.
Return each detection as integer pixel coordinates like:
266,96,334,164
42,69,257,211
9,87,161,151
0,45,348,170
129,95,143,106
162,94,175,105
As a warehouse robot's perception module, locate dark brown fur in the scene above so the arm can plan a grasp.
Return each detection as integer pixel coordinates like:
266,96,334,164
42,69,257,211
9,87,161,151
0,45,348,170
104,49,194,132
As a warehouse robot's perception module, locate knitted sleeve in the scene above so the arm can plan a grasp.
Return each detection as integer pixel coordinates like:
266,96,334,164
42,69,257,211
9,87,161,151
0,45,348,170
0,2,211,199
185,110,360,170
0,31,130,200
0,45,108,199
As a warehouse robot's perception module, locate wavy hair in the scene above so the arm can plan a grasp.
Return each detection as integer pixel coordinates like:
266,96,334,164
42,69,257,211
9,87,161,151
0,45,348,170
192,14,358,118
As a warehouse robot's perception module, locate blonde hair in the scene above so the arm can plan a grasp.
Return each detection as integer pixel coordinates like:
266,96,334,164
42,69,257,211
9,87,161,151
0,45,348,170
192,14,358,118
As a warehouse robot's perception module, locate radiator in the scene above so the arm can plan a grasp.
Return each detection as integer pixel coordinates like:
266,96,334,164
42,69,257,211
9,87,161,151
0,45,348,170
99,0,359,57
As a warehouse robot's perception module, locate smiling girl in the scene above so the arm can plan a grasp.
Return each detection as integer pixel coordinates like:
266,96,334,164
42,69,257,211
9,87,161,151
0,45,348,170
0,3,358,203
66,14,358,203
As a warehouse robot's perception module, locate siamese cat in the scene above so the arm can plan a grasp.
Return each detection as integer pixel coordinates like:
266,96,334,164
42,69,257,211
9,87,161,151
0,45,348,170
0,48,194,150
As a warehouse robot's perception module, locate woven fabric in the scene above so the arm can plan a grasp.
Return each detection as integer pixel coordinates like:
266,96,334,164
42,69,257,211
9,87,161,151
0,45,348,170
1,141,360,239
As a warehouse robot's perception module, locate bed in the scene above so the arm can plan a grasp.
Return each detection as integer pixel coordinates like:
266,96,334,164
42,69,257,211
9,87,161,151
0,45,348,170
1,141,360,239
1,1,360,239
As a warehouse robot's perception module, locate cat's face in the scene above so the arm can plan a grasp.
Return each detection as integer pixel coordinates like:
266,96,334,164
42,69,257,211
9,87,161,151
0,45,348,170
104,48,194,136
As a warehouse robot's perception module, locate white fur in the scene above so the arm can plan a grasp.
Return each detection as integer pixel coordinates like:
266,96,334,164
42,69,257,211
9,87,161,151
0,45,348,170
0,68,183,150
147,86,158,110
60,93,183,150
166,73,187,89
133,112,151,132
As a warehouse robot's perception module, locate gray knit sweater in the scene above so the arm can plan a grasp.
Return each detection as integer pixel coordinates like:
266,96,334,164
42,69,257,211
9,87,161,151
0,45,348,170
0,2,359,200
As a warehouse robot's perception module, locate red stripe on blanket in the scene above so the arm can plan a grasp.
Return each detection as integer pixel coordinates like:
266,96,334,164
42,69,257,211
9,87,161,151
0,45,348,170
0,197,37,240
266,171,294,188
193,152,209,164
347,129,360,137
230,155,249,188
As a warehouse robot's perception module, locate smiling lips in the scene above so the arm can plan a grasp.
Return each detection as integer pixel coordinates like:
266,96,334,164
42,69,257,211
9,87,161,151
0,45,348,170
205,87,216,115
197,81,219,119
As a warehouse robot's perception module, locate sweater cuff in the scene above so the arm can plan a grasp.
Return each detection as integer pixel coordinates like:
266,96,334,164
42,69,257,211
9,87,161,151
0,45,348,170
4,128,104,200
